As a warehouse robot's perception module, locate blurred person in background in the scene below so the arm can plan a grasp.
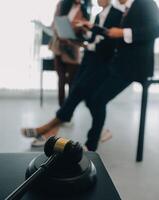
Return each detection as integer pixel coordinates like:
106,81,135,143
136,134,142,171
49,0,92,106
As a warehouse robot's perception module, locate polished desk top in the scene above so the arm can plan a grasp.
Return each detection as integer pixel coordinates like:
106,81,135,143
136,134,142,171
0,152,121,200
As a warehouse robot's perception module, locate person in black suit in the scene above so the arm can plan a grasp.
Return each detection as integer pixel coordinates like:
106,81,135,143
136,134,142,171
70,0,123,100
22,0,123,147
83,0,159,150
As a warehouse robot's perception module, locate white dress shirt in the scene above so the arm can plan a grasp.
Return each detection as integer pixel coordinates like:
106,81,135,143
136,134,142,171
118,0,135,43
99,5,112,27
87,5,112,51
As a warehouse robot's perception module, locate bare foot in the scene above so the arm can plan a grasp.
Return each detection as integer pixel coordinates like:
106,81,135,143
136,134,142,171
100,129,112,143
43,126,60,139
36,118,62,136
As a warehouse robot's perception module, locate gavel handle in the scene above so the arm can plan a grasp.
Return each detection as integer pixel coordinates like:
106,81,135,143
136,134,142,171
5,154,58,200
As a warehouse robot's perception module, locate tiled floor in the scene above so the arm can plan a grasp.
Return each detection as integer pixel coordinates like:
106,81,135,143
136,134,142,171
0,86,159,200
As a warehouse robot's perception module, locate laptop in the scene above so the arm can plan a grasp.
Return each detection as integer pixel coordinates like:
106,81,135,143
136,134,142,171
54,16,77,40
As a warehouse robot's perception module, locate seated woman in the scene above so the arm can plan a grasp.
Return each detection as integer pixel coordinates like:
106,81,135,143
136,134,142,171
49,0,92,106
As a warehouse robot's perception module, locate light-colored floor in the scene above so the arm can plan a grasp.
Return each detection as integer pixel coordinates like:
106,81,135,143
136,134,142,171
0,86,159,200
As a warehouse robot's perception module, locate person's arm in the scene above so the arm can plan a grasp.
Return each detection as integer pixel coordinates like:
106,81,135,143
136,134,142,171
106,28,123,39
106,24,159,43
107,0,159,43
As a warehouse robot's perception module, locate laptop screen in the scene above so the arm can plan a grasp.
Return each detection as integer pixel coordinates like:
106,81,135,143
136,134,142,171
54,16,77,40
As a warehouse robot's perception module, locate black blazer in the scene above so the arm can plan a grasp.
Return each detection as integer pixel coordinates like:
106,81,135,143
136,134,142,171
89,6,123,62
114,0,159,82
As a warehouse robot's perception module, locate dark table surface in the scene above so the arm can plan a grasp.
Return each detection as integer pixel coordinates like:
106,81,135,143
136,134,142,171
0,152,121,200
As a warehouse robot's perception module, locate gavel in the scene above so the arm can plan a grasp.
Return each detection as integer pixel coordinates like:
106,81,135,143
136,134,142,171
5,137,83,200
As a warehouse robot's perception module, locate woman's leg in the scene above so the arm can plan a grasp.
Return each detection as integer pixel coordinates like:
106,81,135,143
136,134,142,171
27,75,86,137
34,62,91,137
40,55,106,139
22,52,102,138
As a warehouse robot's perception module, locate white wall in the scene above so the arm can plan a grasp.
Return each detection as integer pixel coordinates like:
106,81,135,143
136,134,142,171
0,0,59,89
0,0,158,90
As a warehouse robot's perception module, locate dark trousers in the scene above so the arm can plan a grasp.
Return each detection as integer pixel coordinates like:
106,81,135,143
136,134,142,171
56,52,132,151
85,73,132,150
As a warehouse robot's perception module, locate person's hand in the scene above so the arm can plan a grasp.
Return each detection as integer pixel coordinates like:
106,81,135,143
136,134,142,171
107,28,124,38
73,20,93,29
81,21,93,29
